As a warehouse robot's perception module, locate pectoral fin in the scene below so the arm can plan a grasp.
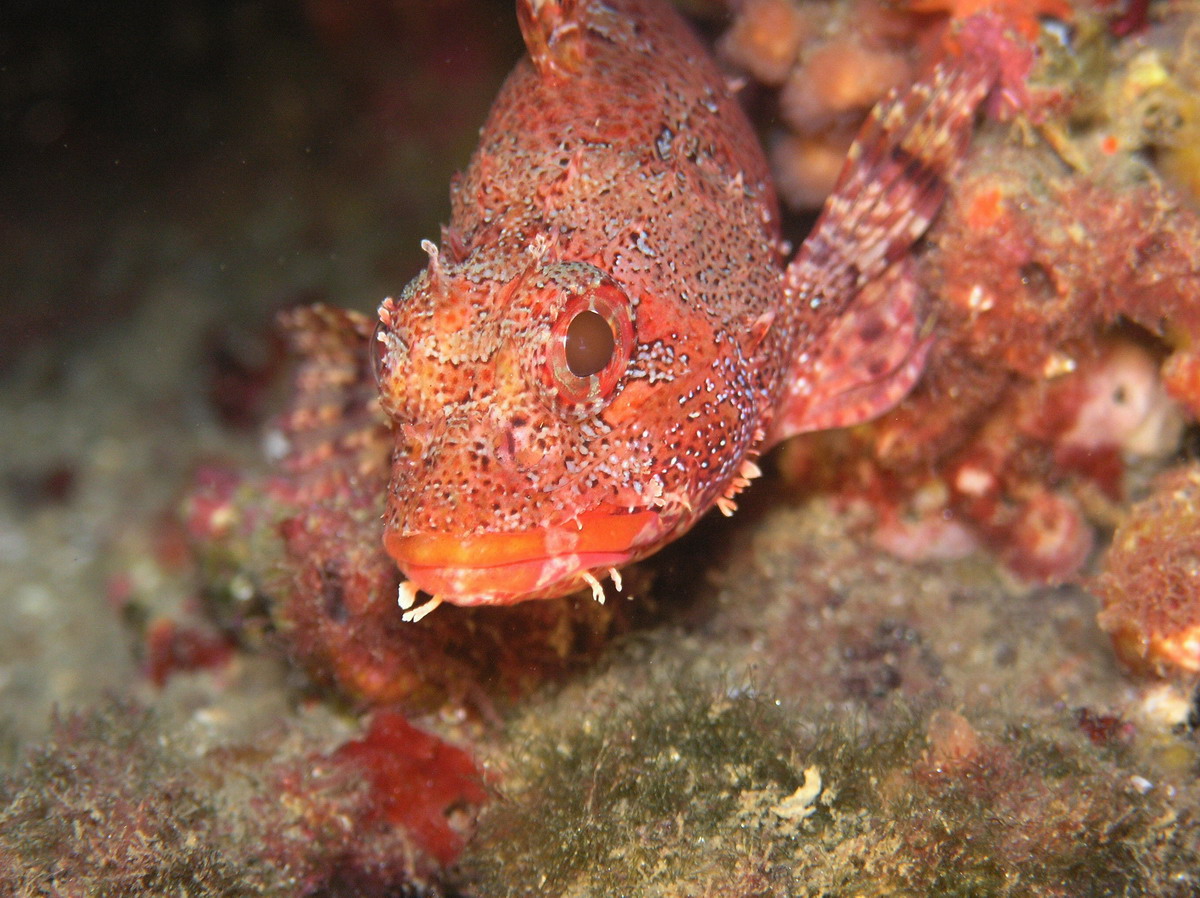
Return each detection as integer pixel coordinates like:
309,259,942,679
773,47,997,442
772,261,931,438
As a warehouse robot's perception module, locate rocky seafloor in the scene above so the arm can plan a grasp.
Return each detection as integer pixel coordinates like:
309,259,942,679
2,0,1200,895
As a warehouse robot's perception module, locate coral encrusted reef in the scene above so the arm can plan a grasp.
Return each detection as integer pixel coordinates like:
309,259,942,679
0,701,464,895
3,0,1200,895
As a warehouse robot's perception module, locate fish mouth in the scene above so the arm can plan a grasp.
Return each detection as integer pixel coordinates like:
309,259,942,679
384,506,662,607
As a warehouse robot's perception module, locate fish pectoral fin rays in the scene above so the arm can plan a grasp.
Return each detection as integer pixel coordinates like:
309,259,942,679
784,53,994,314
773,48,996,442
773,261,931,440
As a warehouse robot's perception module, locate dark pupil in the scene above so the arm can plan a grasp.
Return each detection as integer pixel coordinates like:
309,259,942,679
565,309,615,377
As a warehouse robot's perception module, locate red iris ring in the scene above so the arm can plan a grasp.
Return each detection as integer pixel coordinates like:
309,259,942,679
545,282,634,408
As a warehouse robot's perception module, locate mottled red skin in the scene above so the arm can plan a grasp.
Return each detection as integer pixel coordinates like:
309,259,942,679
374,0,785,609
365,0,998,609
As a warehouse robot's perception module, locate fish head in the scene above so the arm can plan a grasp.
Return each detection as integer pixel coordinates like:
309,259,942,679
372,245,763,607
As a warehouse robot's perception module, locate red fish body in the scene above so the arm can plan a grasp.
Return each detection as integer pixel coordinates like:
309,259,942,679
358,0,994,617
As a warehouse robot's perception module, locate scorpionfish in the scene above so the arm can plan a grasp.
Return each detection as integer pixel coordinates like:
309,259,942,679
294,0,998,620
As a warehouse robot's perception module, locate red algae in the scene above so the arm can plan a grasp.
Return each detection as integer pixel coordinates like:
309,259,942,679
333,710,488,866
142,617,235,688
1075,706,1134,747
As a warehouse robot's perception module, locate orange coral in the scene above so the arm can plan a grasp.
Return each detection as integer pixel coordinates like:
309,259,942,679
904,0,1073,39
1162,350,1200,419
1095,465,1200,677
718,0,814,86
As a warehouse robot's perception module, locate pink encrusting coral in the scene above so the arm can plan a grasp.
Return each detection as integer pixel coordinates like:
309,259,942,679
142,618,236,688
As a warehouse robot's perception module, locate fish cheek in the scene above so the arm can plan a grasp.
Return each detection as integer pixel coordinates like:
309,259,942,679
600,379,656,430
631,289,702,345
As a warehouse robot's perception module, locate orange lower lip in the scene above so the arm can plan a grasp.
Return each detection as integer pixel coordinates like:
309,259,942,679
384,507,660,605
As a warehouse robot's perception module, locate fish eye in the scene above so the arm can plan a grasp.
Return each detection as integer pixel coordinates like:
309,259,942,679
540,279,634,418
565,309,616,377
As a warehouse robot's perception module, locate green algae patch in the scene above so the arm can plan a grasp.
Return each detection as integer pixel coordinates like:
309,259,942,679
459,671,1200,898
462,679,810,897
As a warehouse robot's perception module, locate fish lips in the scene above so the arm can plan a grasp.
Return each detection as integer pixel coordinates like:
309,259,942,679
384,506,662,606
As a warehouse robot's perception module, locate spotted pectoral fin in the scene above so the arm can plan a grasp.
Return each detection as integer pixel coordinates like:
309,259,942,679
784,54,993,317
773,49,994,441
275,304,392,492
773,261,931,438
